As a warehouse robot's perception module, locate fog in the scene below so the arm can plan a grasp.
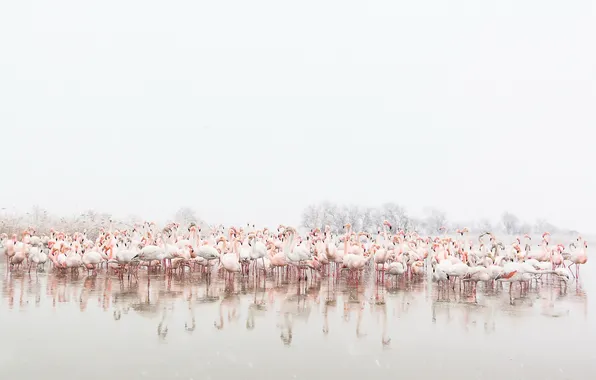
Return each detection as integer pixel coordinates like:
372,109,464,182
1,1,594,231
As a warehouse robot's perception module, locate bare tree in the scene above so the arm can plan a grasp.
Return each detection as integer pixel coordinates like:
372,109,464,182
319,202,337,231
300,204,320,230
333,205,349,232
346,205,363,231
380,203,410,231
296,203,571,238
534,218,557,234
518,223,532,235
173,207,201,228
300,203,428,233
406,217,422,233
424,208,447,234
360,207,377,233
476,218,493,233
501,212,520,235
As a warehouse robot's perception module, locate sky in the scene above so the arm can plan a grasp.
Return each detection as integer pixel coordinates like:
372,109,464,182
1,1,595,232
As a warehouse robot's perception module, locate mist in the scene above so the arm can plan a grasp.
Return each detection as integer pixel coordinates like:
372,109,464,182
1,1,594,232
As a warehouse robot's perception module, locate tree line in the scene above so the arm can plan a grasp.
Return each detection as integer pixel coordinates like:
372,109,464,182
0,204,578,239
0,206,209,240
300,202,577,236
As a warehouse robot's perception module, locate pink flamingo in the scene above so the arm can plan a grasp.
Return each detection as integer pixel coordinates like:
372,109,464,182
550,244,564,269
220,238,241,282
568,239,588,279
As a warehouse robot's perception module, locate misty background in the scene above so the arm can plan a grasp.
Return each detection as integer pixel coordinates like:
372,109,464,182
1,1,594,232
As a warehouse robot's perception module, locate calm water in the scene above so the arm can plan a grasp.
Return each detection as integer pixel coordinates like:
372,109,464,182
1,263,594,380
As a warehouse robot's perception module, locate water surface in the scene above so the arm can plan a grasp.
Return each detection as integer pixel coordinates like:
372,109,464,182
1,263,594,380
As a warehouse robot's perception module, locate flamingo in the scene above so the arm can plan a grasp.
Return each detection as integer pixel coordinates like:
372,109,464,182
195,239,220,277
567,240,588,279
387,261,406,285
248,233,267,275
283,227,311,280
373,244,390,282
28,246,48,272
82,249,104,275
9,243,27,270
220,242,242,282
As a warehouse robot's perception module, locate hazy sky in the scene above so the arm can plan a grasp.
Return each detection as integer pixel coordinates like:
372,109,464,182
1,1,594,232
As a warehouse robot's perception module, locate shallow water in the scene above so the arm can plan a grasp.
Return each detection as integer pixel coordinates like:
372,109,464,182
1,263,594,380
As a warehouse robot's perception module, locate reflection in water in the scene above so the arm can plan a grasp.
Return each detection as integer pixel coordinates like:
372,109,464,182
215,291,240,330
1,263,595,379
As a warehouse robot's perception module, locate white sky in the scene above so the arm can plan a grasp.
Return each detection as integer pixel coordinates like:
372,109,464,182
1,1,594,232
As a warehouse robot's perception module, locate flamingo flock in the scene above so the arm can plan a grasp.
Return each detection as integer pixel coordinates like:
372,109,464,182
1,222,589,295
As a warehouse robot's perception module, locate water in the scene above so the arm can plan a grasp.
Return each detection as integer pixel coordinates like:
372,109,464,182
1,263,594,380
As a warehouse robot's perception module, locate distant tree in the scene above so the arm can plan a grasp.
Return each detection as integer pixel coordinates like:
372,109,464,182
0,206,211,239
300,204,320,230
501,212,520,235
416,218,430,234
333,205,349,232
30,205,48,228
369,208,384,232
534,218,557,234
346,204,363,231
380,203,410,231
404,216,421,233
518,223,532,235
174,207,198,227
424,208,447,234
319,201,337,231
476,218,494,233
300,203,428,233
360,207,377,233
82,209,99,223
297,203,576,238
